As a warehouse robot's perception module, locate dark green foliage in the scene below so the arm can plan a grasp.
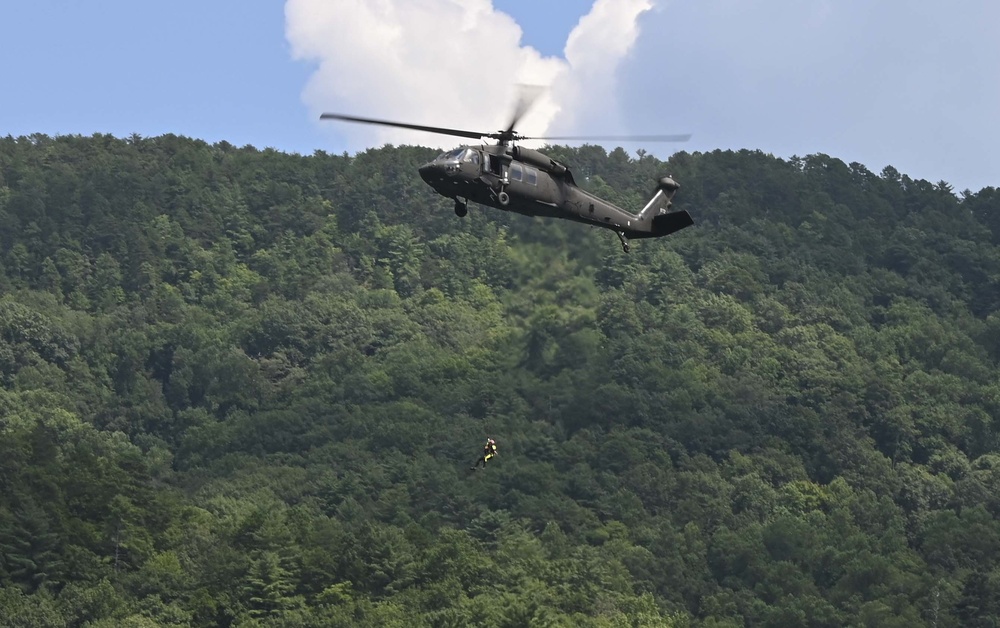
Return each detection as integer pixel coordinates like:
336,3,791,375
1,133,999,625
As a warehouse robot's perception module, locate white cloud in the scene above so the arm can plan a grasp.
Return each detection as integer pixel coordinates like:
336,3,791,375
286,0,999,191
285,0,654,151
550,0,654,136
615,0,1000,191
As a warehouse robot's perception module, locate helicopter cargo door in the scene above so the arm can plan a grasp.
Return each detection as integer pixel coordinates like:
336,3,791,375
487,153,504,177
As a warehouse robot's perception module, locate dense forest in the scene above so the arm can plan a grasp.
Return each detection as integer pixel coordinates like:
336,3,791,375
1,132,1000,626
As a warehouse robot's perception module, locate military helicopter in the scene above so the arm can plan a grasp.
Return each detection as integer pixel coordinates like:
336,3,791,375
321,96,693,253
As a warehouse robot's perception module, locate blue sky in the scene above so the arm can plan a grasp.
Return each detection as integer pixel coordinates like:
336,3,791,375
1,1,312,152
2,1,998,193
0,0,587,153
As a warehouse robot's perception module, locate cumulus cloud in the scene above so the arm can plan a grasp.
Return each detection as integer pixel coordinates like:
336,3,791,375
286,0,999,191
553,0,653,135
616,0,1000,191
285,0,654,151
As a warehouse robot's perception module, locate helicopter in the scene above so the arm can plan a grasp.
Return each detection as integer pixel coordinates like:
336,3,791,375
321,98,694,253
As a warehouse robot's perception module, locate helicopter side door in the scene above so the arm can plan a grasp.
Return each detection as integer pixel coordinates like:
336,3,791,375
485,153,507,180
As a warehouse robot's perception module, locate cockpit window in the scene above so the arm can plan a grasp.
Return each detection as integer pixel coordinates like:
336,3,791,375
437,147,466,162
463,150,480,165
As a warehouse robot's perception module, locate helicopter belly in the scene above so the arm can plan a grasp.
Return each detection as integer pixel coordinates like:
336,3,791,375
508,199,565,219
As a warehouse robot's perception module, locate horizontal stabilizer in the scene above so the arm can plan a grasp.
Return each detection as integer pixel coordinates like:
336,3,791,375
652,210,694,236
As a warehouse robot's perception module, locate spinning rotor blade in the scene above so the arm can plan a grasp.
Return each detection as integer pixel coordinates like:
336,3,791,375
319,113,489,141
503,84,546,136
521,133,693,143
321,99,690,146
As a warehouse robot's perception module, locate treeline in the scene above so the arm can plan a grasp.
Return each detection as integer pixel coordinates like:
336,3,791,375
1,132,1000,626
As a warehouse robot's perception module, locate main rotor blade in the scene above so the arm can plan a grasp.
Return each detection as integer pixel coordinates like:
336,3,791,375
320,113,489,141
522,133,693,143
504,84,546,135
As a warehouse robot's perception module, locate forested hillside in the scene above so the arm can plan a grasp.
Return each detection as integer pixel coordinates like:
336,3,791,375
2,132,1000,626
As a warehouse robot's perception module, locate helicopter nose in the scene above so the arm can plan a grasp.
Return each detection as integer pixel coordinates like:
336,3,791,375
419,162,442,184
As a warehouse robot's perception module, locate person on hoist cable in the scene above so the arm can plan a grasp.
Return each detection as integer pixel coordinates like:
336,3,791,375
471,438,497,470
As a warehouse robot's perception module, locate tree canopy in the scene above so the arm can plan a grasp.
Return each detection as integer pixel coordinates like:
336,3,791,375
1,132,1000,625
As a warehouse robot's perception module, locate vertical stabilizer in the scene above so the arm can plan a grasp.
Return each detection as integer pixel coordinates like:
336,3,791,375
637,176,681,222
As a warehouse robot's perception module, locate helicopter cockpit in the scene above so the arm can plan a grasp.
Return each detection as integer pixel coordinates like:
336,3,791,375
426,148,482,177
433,147,480,166
419,147,482,186
434,147,465,162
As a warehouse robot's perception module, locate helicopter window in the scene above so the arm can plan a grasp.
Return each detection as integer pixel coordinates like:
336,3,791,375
509,163,523,182
463,150,480,165
439,148,465,162
525,167,538,186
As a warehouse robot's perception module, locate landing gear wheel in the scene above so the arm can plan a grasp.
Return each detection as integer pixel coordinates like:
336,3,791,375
617,231,630,253
454,200,468,217
498,191,510,206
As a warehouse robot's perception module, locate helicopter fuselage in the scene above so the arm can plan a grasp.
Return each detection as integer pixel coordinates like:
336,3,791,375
418,144,692,251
